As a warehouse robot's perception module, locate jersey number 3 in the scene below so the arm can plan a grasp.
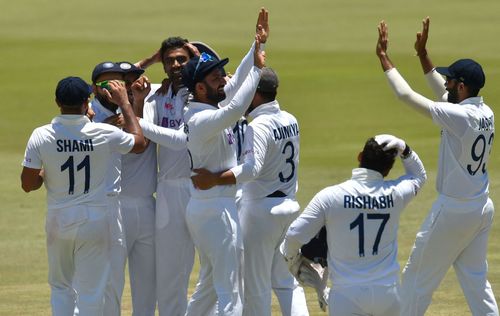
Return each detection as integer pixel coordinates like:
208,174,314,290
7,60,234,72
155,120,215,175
61,155,90,195
350,213,390,257
279,141,295,183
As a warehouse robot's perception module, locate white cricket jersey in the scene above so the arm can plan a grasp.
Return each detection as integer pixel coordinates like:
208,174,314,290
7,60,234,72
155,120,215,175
285,152,426,286
231,100,299,200
386,68,494,199
143,86,191,181
91,98,157,197
91,99,123,194
185,66,262,199
423,69,494,199
22,115,134,209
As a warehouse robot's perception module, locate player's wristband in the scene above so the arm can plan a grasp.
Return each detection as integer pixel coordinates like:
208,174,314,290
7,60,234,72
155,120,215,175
400,145,412,159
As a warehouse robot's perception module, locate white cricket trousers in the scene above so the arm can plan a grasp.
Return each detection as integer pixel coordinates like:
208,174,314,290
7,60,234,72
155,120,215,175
328,283,400,316
104,196,127,316
46,204,110,316
155,178,194,316
185,196,243,316
120,195,156,316
240,197,309,316
401,195,499,316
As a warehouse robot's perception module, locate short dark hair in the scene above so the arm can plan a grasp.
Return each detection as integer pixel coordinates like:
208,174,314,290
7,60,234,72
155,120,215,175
467,86,481,97
359,138,397,175
257,89,277,102
159,37,191,61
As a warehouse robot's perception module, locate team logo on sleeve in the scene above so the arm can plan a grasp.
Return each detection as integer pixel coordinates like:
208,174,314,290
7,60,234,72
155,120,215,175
227,131,235,145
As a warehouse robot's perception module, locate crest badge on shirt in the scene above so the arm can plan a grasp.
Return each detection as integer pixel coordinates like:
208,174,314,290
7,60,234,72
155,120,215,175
164,102,176,116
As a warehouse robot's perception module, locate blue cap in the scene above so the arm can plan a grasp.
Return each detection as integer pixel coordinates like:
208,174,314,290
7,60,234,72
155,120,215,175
436,59,485,89
91,61,126,83
116,61,145,78
181,52,229,92
55,76,92,107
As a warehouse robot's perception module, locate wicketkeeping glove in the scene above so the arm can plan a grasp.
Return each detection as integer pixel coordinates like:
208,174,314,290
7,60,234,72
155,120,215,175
297,257,330,312
375,134,406,156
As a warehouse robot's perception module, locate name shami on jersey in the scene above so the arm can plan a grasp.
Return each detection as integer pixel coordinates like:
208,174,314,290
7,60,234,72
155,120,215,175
56,139,94,152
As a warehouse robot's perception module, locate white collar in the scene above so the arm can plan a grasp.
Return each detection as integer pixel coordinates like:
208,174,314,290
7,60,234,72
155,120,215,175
51,115,90,125
248,100,280,120
351,168,384,181
460,96,483,106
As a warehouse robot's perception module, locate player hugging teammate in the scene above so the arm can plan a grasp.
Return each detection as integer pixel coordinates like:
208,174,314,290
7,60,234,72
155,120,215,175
21,8,498,316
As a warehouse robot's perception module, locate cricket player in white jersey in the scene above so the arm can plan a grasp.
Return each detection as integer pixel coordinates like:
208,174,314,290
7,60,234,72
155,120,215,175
119,62,158,316
281,135,426,316
180,32,264,315
90,61,156,316
376,19,499,315
133,10,269,315
21,76,146,316
191,68,309,316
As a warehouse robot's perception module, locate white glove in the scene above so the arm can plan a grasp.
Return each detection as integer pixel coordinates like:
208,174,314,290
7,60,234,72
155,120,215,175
297,258,329,312
375,134,406,156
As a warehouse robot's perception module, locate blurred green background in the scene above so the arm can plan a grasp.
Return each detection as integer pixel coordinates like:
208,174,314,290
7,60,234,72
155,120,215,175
1,0,499,314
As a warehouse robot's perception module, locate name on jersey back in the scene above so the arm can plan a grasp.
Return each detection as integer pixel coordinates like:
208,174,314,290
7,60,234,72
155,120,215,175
56,139,94,152
273,123,299,141
344,194,394,210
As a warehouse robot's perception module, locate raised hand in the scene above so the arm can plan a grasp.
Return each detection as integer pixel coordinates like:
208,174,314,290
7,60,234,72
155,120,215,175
253,35,266,69
376,20,389,57
415,17,430,57
184,42,201,58
131,75,151,103
375,134,406,156
256,7,269,43
103,80,130,107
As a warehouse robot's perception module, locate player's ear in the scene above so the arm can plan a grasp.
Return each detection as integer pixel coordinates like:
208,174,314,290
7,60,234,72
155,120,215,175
195,82,206,95
357,152,362,163
55,98,62,108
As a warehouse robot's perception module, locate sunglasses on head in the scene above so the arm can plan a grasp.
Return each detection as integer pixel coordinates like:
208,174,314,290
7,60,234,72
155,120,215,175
192,52,214,80
95,80,125,90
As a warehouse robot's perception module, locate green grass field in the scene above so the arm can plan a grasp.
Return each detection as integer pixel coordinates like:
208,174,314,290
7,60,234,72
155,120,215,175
1,0,500,314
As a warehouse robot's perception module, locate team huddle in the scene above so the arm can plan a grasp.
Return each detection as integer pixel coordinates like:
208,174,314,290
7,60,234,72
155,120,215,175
21,8,498,316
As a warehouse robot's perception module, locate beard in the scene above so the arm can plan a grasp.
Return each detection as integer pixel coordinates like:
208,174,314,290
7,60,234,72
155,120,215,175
96,93,119,113
205,83,226,104
447,85,460,103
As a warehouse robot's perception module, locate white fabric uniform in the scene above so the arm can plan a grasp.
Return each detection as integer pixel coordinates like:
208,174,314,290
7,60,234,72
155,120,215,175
229,100,308,316
142,85,193,316
91,99,127,316
140,42,258,316
22,115,134,316
93,98,158,316
384,68,499,316
184,65,262,316
119,127,157,315
282,151,426,316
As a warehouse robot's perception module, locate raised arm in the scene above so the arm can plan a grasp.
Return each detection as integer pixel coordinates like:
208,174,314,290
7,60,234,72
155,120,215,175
191,36,265,139
134,49,161,70
104,80,147,153
375,134,427,198
414,17,447,100
376,21,434,118
222,8,269,104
